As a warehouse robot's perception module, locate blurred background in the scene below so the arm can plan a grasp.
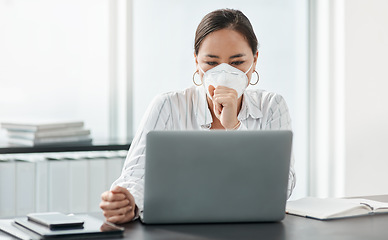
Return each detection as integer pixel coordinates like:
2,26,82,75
1,0,387,211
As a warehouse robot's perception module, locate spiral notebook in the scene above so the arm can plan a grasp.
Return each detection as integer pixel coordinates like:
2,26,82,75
286,197,388,220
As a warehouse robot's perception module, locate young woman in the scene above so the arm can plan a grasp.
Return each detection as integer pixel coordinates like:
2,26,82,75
100,8,296,224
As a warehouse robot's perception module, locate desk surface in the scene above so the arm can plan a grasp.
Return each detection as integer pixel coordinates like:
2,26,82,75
1,195,388,240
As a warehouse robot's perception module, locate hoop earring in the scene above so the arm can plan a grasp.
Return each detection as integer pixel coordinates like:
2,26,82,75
250,70,260,85
193,71,202,86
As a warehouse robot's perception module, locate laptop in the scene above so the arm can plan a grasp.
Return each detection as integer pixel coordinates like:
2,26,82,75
141,130,293,224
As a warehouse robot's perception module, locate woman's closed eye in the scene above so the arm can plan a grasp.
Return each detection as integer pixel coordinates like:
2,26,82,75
231,61,245,66
206,61,218,66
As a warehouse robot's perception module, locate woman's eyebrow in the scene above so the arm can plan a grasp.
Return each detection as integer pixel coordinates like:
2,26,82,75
230,53,245,59
204,53,246,59
205,54,220,58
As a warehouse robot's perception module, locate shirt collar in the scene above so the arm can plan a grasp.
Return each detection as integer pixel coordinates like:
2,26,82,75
194,86,213,128
238,90,263,121
194,87,263,127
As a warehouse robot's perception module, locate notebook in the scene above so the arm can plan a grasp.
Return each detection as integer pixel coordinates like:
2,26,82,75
286,197,388,220
141,130,293,224
1,214,124,239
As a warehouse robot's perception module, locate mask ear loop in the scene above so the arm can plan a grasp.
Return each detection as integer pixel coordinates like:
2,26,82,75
250,70,260,85
244,62,254,74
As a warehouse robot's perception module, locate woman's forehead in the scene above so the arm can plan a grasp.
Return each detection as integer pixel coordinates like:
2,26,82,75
198,29,252,57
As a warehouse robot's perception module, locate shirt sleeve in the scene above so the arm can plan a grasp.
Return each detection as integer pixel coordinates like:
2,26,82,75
110,94,171,218
238,93,296,199
264,93,296,199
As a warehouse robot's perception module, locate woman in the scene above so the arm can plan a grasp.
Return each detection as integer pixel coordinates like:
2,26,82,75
100,8,296,224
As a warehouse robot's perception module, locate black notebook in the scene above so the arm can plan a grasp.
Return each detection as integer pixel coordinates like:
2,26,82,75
12,214,124,239
27,212,84,230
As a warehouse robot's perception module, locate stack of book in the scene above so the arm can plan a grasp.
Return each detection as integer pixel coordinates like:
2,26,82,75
0,121,92,146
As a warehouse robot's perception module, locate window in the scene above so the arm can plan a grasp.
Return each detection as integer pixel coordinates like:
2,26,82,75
0,0,129,141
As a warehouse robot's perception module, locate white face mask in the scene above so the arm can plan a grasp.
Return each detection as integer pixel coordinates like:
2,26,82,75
199,62,253,99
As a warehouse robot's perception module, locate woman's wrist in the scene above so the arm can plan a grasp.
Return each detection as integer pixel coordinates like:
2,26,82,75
226,120,241,130
232,121,241,130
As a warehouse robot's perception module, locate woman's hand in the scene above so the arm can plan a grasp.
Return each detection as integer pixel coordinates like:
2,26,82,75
209,85,240,129
100,186,136,224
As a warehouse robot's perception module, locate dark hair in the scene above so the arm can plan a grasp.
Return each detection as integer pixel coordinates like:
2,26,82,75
194,9,258,55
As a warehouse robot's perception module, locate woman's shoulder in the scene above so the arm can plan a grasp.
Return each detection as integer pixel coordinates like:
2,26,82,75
152,86,200,103
164,85,198,96
245,88,286,105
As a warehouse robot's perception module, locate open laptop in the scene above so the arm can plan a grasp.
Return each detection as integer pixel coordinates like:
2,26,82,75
141,130,293,224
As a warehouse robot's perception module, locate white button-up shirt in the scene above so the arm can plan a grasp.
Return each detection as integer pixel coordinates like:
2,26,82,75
112,85,296,215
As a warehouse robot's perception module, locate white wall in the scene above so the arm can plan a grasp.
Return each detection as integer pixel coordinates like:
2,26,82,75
344,0,388,196
310,0,388,198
